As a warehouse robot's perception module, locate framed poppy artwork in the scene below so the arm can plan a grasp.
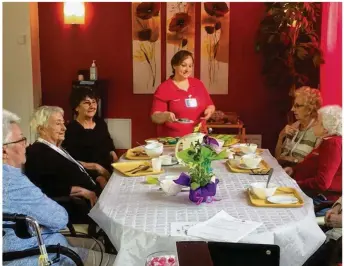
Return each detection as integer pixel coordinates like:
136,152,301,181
132,2,161,94
200,2,230,94
166,2,196,80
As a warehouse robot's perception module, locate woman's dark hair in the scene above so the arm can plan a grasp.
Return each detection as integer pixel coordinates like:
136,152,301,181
170,50,194,78
69,87,99,115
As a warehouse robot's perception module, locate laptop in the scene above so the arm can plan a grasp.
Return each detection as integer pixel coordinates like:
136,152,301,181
176,241,280,266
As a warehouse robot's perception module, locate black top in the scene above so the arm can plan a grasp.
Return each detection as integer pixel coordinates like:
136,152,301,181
63,119,115,173
24,142,100,198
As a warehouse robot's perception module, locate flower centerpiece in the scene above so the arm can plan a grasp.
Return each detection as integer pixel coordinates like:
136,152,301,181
174,135,227,204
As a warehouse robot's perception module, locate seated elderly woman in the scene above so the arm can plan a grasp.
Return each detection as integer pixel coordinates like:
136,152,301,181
3,109,116,266
275,86,322,167
24,106,102,222
63,88,118,182
285,105,342,213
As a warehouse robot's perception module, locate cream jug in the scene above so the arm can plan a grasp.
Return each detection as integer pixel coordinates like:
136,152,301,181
175,133,205,163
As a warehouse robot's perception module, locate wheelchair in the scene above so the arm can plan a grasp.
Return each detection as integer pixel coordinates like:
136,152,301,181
3,213,84,266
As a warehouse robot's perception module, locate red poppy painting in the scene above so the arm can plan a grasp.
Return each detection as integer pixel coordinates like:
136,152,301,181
166,3,195,79
200,2,230,94
132,2,161,94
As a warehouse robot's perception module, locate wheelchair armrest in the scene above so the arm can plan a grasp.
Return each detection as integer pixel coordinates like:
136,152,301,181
3,245,84,266
314,201,335,213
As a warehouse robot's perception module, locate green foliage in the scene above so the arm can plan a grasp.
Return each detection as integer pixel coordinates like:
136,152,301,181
256,2,324,91
177,141,227,187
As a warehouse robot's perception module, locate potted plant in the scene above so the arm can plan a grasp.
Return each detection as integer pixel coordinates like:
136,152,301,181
174,135,227,204
256,3,324,94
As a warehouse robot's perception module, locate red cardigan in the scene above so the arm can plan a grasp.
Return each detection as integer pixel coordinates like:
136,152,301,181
293,136,342,201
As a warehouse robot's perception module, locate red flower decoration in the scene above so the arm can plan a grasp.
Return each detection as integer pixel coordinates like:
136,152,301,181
136,2,160,20
138,29,152,41
204,2,229,17
169,12,191,32
204,26,215,34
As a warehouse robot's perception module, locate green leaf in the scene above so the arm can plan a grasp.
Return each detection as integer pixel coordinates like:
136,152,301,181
211,149,227,160
177,148,196,164
191,182,200,190
200,146,212,158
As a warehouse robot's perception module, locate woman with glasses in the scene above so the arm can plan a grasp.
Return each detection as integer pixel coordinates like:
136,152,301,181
62,88,118,188
275,86,322,167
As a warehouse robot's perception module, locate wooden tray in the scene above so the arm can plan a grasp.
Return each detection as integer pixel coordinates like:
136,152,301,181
125,147,151,160
112,161,164,177
226,160,270,174
248,187,304,208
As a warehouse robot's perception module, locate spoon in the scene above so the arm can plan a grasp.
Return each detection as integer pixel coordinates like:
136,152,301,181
266,168,274,188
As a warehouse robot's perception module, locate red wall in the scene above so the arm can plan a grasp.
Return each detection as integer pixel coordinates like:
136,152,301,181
38,2,289,153
320,2,342,106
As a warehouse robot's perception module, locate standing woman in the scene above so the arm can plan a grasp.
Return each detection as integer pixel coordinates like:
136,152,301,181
63,88,118,184
151,50,215,137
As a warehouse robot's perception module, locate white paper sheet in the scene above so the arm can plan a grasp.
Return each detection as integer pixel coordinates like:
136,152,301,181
187,210,263,243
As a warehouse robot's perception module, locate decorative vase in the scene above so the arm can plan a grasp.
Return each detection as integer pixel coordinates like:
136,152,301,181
174,173,219,205
189,179,219,204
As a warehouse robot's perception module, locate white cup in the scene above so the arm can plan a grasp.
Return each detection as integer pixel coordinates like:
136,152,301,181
160,155,172,165
152,158,162,172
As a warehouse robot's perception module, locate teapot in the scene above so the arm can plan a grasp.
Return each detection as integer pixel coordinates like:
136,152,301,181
175,133,205,163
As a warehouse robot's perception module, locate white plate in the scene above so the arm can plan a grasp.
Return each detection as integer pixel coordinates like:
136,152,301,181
176,119,194,124
267,195,299,204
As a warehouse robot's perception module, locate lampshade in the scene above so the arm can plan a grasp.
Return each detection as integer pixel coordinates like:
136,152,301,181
64,2,85,24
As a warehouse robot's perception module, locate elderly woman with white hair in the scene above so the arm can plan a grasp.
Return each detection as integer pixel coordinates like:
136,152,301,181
3,109,116,265
285,105,342,207
24,106,103,223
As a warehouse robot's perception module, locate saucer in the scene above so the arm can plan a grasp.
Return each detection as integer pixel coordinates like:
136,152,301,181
237,163,260,170
162,160,179,166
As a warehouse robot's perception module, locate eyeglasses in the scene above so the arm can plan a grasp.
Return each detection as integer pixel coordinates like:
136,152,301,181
293,103,305,108
3,137,27,146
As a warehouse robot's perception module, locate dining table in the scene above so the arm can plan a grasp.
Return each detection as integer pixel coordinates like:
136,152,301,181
89,147,326,266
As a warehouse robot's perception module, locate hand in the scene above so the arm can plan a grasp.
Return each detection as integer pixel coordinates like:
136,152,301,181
201,108,214,120
325,211,342,228
279,155,299,164
110,151,118,162
70,187,97,207
96,176,108,189
284,167,294,176
94,163,110,179
280,125,298,137
164,111,177,122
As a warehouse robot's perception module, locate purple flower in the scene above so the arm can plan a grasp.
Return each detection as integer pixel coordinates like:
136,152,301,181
203,135,219,146
173,172,191,187
203,135,222,153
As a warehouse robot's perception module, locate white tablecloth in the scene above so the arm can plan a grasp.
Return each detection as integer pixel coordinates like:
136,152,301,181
89,150,326,266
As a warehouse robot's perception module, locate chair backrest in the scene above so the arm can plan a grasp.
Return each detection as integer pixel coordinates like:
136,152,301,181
177,241,280,266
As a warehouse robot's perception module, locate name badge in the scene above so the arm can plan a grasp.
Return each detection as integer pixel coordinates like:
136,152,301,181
185,98,198,108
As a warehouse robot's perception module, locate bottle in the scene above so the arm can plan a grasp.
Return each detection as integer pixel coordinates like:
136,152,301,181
90,60,97,80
